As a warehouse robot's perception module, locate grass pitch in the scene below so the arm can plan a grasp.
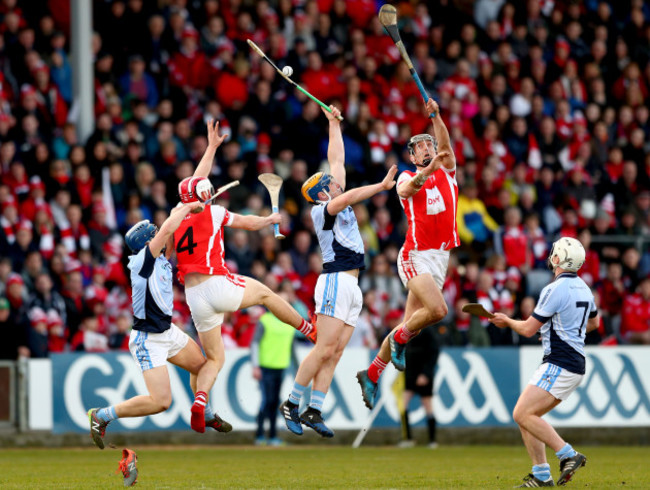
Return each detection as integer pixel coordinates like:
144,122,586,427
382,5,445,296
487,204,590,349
0,445,648,488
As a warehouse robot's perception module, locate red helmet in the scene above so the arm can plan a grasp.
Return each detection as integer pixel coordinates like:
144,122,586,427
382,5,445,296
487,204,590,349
178,176,214,203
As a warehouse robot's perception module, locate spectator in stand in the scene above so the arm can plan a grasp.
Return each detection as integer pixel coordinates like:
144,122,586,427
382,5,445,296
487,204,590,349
118,54,159,110
0,296,29,360
495,206,530,271
108,313,131,351
26,272,66,323
70,316,108,353
27,307,49,358
620,277,650,344
359,253,404,312
456,179,499,259
524,213,548,270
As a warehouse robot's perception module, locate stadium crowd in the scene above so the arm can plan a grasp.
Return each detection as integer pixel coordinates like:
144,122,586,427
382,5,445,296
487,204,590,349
1,0,650,360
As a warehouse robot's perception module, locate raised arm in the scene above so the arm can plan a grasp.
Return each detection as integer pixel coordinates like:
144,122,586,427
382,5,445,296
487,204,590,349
426,99,456,170
326,165,397,215
323,105,345,190
229,212,281,231
193,119,227,178
149,202,204,256
396,151,451,199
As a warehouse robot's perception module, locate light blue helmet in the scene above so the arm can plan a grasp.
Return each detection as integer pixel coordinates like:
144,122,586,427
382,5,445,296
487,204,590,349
125,220,157,253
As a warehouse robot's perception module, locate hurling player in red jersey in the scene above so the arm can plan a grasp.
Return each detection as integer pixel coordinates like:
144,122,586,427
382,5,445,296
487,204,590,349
357,98,458,409
174,121,315,433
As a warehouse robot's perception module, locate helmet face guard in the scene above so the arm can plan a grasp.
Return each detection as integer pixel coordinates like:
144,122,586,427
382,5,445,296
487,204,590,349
178,176,214,204
125,219,157,253
407,134,437,167
301,172,333,204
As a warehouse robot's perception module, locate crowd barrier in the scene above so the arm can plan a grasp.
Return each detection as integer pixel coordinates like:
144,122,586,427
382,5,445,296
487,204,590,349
22,346,650,434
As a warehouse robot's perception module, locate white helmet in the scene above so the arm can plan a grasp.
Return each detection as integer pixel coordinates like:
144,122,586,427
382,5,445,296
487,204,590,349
547,237,586,272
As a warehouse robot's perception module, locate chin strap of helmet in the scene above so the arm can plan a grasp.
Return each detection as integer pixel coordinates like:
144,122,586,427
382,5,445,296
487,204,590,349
315,188,332,205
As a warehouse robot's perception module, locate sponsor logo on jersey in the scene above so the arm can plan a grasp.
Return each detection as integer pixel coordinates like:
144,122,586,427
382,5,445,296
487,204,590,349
425,187,447,216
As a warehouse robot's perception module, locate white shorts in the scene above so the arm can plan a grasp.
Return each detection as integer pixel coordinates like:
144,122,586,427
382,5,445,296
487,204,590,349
129,323,189,372
185,274,246,332
397,247,449,289
314,272,363,327
528,362,584,400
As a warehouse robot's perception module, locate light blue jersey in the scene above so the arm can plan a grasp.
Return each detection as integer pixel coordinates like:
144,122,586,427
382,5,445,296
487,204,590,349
532,273,597,374
128,247,174,333
311,203,365,273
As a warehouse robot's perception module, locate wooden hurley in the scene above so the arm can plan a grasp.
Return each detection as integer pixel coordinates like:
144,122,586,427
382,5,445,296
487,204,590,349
461,303,495,319
258,173,285,240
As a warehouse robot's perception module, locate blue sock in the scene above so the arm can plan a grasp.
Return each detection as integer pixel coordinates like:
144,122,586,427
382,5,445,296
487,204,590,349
204,403,214,421
309,390,326,412
96,406,117,423
288,382,307,405
532,463,551,482
556,443,577,460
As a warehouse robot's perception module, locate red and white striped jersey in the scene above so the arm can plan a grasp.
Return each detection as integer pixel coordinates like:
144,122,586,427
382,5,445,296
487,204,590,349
174,205,233,283
397,166,460,253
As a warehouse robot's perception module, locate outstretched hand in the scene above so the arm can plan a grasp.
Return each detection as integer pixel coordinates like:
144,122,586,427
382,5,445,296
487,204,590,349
422,150,450,176
268,212,282,225
321,104,342,122
426,98,439,117
207,119,227,149
382,165,398,190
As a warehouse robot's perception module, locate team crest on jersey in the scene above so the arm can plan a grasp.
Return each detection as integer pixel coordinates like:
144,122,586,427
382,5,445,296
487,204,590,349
426,187,446,215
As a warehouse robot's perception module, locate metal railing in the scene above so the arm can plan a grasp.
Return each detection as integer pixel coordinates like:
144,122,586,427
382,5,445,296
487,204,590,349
590,234,650,251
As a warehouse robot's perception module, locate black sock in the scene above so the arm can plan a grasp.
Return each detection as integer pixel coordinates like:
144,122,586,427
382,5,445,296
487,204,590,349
401,411,412,441
427,415,437,443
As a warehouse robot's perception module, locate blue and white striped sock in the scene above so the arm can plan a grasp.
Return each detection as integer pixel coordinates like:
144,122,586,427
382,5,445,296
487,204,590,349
288,382,307,405
308,390,327,412
532,463,551,482
556,443,577,460
97,406,117,423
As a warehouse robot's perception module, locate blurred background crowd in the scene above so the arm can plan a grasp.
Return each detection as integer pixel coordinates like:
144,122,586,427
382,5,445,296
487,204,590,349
0,0,649,361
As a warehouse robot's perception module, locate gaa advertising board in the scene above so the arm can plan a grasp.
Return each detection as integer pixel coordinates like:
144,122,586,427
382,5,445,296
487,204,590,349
27,347,650,433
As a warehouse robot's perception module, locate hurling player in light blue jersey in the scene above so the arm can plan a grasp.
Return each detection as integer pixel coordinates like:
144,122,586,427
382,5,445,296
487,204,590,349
492,237,600,487
87,201,232,453
279,104,397,438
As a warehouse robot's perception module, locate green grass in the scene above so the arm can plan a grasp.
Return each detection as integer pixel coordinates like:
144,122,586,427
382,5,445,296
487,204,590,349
0,445,648,488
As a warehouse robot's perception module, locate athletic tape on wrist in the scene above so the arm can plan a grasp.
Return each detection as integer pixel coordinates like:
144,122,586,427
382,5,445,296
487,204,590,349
412,172,427,187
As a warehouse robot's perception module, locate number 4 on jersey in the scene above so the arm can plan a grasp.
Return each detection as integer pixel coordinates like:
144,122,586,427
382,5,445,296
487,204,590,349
177,226,198,255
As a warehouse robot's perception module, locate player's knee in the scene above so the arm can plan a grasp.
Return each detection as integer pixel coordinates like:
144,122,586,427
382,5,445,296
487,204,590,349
155,393,172,412
512,406,527,426
426,303,448,323
317,342,337,362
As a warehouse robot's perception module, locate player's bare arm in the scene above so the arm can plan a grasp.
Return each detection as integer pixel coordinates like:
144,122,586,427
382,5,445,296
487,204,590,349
586,314,600,333
492,312,543,338
327,165,397,215
149,202,205,256
397,151,451,199
193,119,228,178
229,212,281,231
427,99,456,170
323,105,345,189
